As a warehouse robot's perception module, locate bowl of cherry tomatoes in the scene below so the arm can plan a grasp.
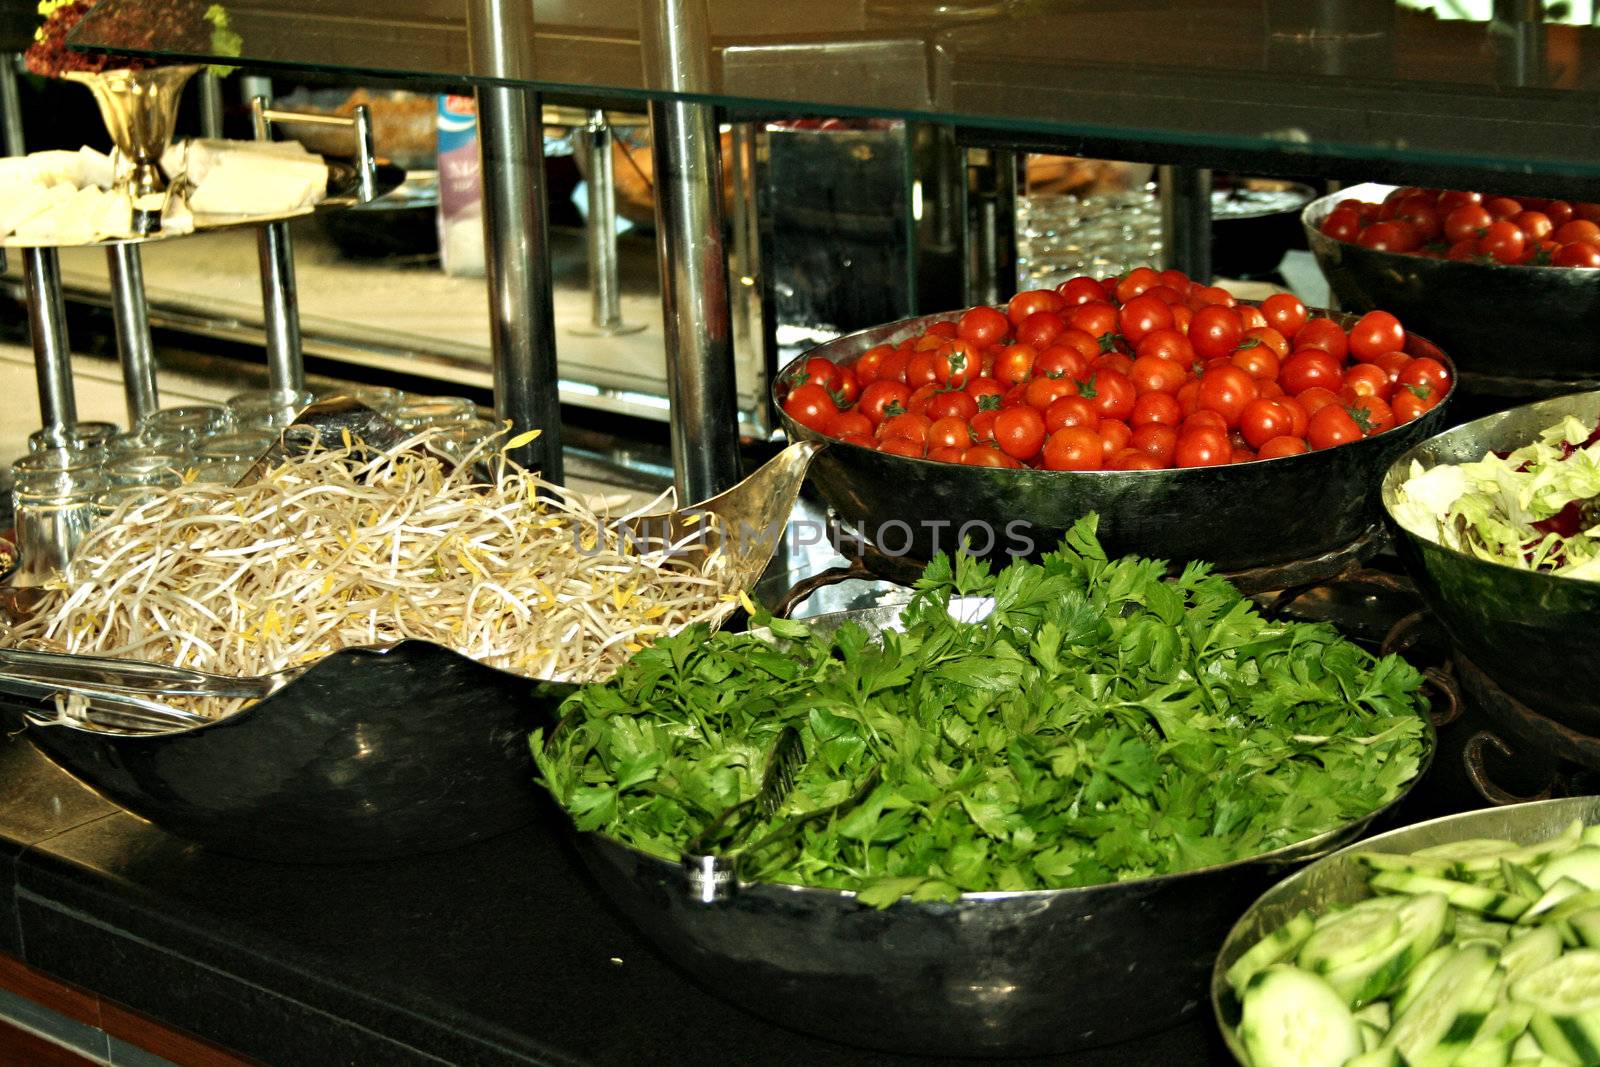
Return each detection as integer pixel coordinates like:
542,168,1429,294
774,267,1455,571
1305,182,1600,391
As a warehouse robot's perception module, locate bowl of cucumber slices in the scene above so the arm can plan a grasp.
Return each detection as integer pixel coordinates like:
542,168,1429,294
1212,796,1600,1067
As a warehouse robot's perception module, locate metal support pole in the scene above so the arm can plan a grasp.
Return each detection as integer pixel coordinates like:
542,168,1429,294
570,111,644,338
468,0,563,481
1159,164,1213,283
198,71,224,139
23,249,77,446
644,0,741,502
0,54,25,156
105,244,159,426
963,148,1018,306
250,95,306,394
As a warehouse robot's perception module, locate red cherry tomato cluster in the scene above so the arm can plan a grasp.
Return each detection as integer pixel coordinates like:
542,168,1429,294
1320,187,1600,268
779,268,1452,471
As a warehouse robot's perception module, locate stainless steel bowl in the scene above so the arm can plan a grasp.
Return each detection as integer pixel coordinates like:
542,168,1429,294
777,306,1455,571
1303,182,1600,394
1212,796,1600,1066
1380,389,1600,733
570,598,1436,1058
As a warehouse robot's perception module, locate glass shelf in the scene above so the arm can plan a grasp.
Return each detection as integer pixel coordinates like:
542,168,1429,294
62,1,1600,189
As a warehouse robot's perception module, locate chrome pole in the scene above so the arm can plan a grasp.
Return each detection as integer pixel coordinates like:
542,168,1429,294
251,95,306,393
197,71,224,138
1159,164,1213,283
468,0,563,481
570,110,644,338
23,249,76,446
105,244,159,426
0,54,25,156
645,0,741,501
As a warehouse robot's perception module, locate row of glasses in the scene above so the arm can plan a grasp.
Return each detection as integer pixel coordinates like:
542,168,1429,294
1015,187,1163,291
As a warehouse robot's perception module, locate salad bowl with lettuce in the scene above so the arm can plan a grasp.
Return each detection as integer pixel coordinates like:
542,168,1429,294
1382,390,1600,732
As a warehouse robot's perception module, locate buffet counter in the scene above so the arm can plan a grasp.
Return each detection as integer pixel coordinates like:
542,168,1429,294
0,730,1235,1066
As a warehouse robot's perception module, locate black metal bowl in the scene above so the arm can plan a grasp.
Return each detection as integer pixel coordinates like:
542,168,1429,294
569,597,1436,1058
1303,182,1600,395
1211,177,1317,279
1213,797,1600,1065
1380,389,1600,734
776,307,1456,572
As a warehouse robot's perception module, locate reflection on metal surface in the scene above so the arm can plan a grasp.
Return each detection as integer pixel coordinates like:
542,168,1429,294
569,111,645,338
104,244,158,426
23,248,76,445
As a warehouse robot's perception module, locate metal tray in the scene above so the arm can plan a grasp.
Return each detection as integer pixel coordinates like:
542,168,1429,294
776,304,1456,571
1211,796,1600,1066
567,596,1437,1058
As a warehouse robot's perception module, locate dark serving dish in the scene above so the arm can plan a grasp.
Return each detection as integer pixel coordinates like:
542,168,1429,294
568,598,1436,1059
1304,182,1600,394
1381,389,1600,734
776,306,1455,571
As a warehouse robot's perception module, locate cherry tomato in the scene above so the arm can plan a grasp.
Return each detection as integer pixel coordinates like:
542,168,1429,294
1392,197,1442,242
971,405,1037,461
1258,380,1285,399
927,416,975,451
1025,375,1077,410
1175,379,1201,418
1391,386,1431,424
1446,238,1484,262
906,382,941,415
833,367,860,407
797,356,842,392
1358,221,1419,253
1134,328,1195,366
1294,319,1350,362
1436,190,1482,214
782,383,838,433
1067,301,1120,343
1229,343,1281,382
964,376,1006,406
1114,267,1162,304
958,306,1010,347
1187,285,1236,309
971,408,999,443
960,445,1021,469
1052,328,1102,363
1144,284,1183,306
1157,269,1192,296
925,445,964,464
1555,220,1600,246
1444,204,1493,243
1077,370,1137,422
992,344,1037,385
906,352,941,388
1307,405,1363,450
926,321,959,340
1130,391,1182,428
1373,351,1413,388
1578,203,1600,223
1555,242,1600,268
1243,326,1289,360
857,380,911,424
1035,345,1088,381
1196,366,1259,428
1182,410,1229,437
877,412,932,447
1238,398,1294,450
1483,196,1523,220
926,388,979,422
1238,306,1267,331
1188,305,1245,360
1397,357,1451,399
1321,208,1363,242
913,332,947,352
1174,428,1230,468
876,436,924,459
1478,220,1526,265
1118,294,1174,346
1128,355,1190,398
877,348,911,384
932,340,980,386
1015,311,1067,350
836,431,876,450
1349,394,1396,435
1513,210,1553,241
1257,436,1309,460
825,410,873,439
1275,395,1310,437
1294,386,1341,418
1348,311,1406,363
1055,276,1108,307
1098,419,1133,460
1261,293,1308,339
1344,363,1394,400
1092,353,1137,379
1129,423,1177,464
1110,448,1165,471
1045,395,1099,434
1041,426,1103,471
1007,289,1064,326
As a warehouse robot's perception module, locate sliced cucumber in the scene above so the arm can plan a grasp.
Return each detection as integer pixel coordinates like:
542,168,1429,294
1415,839,1522,865
1524,879,1593,924
1356,1001,1394,1032
1581,825,1600,849
1481,998,1536,1044
1504,927,1567,985
1395,946,1462,1019
1503,821,1587,871
1508,861,1550,902
1300,904,1405,974
1453,1040,1514,1067
1227,910,1318,997
1372,870,1533,921
1347,1048,1405,1067
1511,950,1600,1039
1566,910,1600,952
1537,849,1600,892
1239,965,1363,1067
1327,894,1453,1008
1540,892,1600,927
1359,1019,1385,1053
1386,945,1500,1066
1360,850,1470,877
1458,914,1515,947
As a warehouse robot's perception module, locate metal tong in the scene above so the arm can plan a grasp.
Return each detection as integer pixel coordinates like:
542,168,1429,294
0,648,300,735
681,724,883,904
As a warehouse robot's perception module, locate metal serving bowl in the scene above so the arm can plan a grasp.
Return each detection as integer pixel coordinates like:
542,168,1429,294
569,598,1436,1058
1304,182,1600,394
0,405,820,863
1380,389,1600,734
1212,796,1600,1065
776,307,1455,572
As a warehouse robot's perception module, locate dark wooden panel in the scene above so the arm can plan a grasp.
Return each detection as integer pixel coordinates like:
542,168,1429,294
0,1016,97,1067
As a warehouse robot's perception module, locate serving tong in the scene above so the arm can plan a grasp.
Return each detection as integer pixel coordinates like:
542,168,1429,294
0,648,299,735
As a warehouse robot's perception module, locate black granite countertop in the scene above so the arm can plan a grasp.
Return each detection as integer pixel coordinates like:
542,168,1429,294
0,729,1239,1066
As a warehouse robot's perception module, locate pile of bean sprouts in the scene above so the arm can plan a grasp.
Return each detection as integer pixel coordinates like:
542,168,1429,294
1,428,741,717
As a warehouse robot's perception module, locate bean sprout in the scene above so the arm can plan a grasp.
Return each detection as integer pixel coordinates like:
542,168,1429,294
2,429,740,717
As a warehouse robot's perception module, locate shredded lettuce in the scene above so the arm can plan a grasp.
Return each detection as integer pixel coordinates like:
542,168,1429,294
1394,414,1600,578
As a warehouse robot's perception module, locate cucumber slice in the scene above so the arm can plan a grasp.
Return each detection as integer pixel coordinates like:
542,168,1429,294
1524,879,1593,924
1386,945,1500,1065
1504,927,1567,985
1347,1049,1404,1067
1512,1031,1545,1060
1415,839,1522,865
1395,946,1462,1019
1529,1010,1600,1067
1538,849,1600,891
1514,950,1600,1065
1239,965,1363,1067
1357,1002,1394,1032
1300,905,1404,974
1360,851,1470,877
1227,910,1318,997
1541,892,1600,927
1568,910,1600,951
1458,914,1515,947
1581,825,1600,849
1326,894,1453,1008
1503,821,1587,871
1481,997,1536,1043
1372,871,1533,921
1359,1019,1385,1053
1508,861,1550,902
1453,1040,1513,1067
